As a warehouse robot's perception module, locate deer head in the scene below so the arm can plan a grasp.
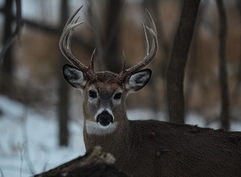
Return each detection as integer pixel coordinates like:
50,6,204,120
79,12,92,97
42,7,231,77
60,5,158,135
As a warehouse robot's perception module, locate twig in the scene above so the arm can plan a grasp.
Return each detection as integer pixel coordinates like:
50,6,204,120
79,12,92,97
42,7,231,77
0,167,4,177
0,165,29,175
19,141,26,177
21,106,36,175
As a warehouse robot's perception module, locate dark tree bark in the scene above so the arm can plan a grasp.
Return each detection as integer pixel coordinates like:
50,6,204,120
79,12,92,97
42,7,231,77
185,2,206,111
235,0,241,93
0,0,23,65
57,0,70,146
0,0,23,118
216,0,229,130
166,0,200,123
103,0,123,73
1,0,14,75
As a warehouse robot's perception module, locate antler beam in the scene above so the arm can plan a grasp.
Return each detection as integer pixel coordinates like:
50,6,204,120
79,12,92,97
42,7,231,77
116,10,158,82
59,5,97,80
60,6,158,81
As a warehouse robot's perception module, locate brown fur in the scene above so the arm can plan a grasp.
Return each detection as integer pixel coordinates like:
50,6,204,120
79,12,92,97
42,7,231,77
84,119,241,177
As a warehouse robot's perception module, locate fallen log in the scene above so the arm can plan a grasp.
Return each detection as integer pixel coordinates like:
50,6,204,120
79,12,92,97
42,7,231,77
34,146,129,177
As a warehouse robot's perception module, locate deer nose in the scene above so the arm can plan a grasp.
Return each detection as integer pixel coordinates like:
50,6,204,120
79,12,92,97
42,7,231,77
96,111,113,126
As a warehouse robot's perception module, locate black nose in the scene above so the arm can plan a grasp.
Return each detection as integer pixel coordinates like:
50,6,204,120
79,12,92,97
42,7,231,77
96,111,113,126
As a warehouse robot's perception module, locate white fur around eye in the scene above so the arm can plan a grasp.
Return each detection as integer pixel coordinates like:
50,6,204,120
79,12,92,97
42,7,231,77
88,87,98,103
112,90,122,105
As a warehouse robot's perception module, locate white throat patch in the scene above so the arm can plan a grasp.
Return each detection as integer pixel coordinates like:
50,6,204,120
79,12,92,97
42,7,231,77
85,120,118,135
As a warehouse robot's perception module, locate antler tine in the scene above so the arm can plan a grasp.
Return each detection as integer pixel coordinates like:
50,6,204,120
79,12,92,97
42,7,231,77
116,9,158,82
59,5,97,79
120,51,126,72
142,21,149,56
89,48,96,70
66,17,79,52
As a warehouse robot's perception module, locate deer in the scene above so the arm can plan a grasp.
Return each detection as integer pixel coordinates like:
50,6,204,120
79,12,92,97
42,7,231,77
59,5,241,177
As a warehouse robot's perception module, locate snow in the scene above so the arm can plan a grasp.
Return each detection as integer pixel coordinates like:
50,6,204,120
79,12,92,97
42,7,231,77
0,95,240,177
0,95,85,177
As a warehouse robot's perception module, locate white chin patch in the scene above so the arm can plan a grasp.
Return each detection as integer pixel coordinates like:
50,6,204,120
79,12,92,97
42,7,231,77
85,120,118,135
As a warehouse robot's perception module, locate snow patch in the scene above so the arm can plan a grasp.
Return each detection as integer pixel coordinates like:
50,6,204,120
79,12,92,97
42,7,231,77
0,95,85,177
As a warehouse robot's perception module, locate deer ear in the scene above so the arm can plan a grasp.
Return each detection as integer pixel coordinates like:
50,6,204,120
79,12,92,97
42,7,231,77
125,69,152,93
63,64,88,89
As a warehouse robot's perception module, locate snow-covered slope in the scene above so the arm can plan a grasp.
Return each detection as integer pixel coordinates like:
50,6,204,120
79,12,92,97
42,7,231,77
0,95,85,176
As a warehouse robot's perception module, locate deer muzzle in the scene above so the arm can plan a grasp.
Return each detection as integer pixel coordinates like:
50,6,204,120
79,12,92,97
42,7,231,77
96,111,113,126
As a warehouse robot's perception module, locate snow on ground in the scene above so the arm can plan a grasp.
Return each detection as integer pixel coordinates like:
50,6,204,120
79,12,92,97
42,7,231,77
0,95,85,177
0,95,241,177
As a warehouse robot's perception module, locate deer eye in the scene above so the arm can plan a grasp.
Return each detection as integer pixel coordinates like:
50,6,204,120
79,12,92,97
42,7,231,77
89,90,97,98
114,92,122,100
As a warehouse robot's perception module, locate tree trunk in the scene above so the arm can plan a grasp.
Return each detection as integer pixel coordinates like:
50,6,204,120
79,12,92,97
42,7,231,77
166,0,200,123
185,2,206,112
1,0,14,76
216,0,229,130
234,0,241,93
103,0,123,73
57,0,70,146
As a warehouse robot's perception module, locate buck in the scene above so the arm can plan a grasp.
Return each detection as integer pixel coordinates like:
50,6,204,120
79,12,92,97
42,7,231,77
60,6,241,177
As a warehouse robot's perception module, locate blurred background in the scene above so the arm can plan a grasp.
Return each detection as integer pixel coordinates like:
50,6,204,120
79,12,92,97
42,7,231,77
0,0,241,176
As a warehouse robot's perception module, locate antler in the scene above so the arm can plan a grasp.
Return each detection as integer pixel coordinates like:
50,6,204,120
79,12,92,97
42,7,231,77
60,6,157,81
116,10,158,82
59,5,97,80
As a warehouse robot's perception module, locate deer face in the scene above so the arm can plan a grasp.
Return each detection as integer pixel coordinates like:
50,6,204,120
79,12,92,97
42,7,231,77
63,64,152,135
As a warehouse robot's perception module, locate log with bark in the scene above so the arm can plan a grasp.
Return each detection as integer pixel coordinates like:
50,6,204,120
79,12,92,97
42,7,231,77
34,146,129,177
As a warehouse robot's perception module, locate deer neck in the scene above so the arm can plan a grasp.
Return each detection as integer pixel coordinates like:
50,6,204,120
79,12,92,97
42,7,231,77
83,114,132,161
